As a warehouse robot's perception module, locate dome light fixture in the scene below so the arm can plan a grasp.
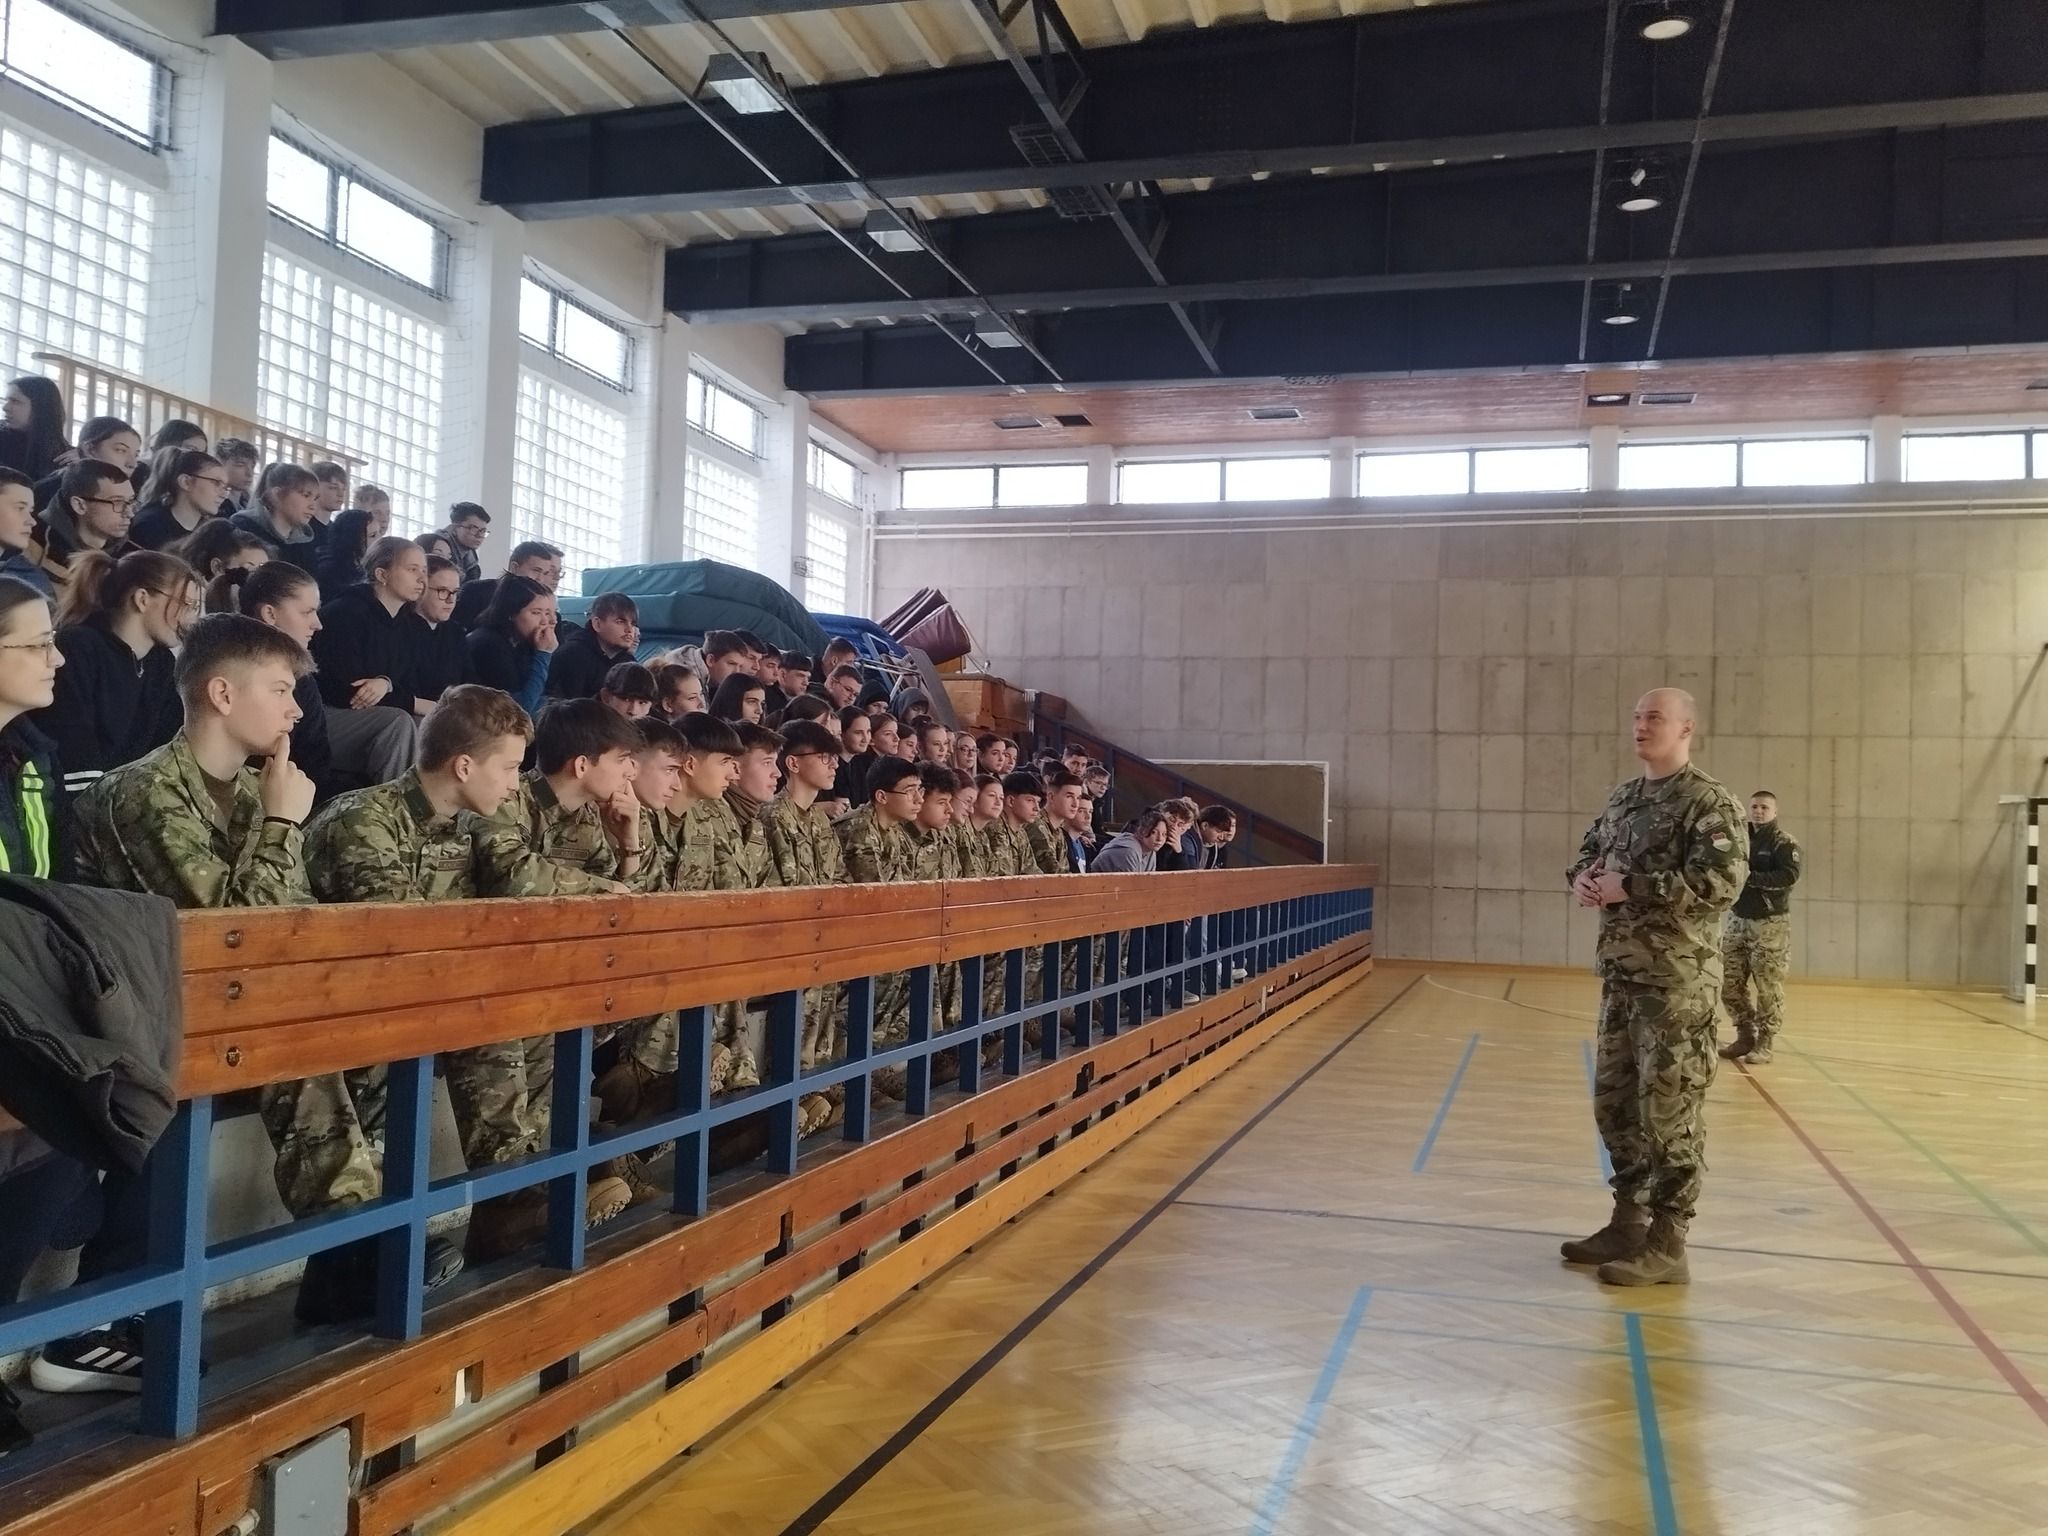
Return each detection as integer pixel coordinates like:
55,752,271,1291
1616,163,1667,213
1601,283,1644,326
1634,1,1697,41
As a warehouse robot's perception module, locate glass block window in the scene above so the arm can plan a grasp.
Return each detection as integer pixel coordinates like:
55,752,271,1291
803,507,852,611
0,124,153,378
682,451,761,568
512,370,629,593
258,248,445,535
1,0,165,148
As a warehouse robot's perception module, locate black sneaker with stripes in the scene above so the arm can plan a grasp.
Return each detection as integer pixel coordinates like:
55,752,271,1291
29,1322,146,1395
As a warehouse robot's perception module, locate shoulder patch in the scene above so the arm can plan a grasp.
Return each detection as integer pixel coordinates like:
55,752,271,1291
1698,812,1724,833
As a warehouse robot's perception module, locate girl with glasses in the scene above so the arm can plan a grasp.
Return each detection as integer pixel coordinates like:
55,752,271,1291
131,450,229,551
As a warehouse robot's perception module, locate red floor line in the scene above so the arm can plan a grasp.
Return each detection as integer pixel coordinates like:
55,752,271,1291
1737,1062,2048,1430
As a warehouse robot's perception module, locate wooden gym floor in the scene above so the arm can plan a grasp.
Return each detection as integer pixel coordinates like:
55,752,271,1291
580,961,2048,1536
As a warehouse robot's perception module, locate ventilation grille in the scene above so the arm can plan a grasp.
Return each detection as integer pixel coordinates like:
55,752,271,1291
1249,405,1302,422
1053,412,1093,427
993,415,1044,430
1637,390,1698,406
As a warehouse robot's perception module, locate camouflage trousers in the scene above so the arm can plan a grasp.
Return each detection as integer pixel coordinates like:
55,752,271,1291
445,1036,554,1168
258,1070,385,1218
1722,914,1791,1049
622,1006,760,1094
1592,977,1718,1227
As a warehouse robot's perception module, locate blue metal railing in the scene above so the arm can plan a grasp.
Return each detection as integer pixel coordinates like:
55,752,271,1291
0,881,1372,1451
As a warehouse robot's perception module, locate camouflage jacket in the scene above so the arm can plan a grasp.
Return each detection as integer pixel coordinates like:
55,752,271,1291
305,768,479,903
1022,814,1066,875
673,796,769,892
1569,761,1749,990
630,803,685,893
759,793,846,888
954,820,995,880
720,789,776,890
907,822,961,883
836,804,913,884
474,771,627,897
73,732,307,908
984,818,1034,877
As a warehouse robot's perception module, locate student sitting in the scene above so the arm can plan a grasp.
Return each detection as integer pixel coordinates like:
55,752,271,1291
0,470,50,598
212,437,260,516
834,706,873,809
307,461,349,549
26,461,137,596
311,508,376,603
229,464,323,573
0,375,70,482
950,732,979,780
547,592,640,699
701,629,752,688
0,575,66,879
708,670,766,724
353,483,392,538
209,563,340,802
30,417,140,509
451,539,561,631
1092,808,1171,873
824,663,862,710
462,573,556,717
134,420,207,494
837,758,923,1095
285,686,537,1318
774,692,831,730
718,720,782,886
408,555,467,714
1151,797,1201,871
435,501,489,586
597,661,656,721
1040,770,1088,873
462,698,641,1262
309,536,427,784
908,762,966,1051
172,519,267,585
622,715,688,894
36,551,195,802
654,662,703,720
128,451,228,551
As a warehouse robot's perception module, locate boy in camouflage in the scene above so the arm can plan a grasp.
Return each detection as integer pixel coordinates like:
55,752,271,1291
461,699,643,1260
837,757,922,1096
759,719,848,1134
1564,688,1748,1288
909,763,965,1054
73,615,463,1322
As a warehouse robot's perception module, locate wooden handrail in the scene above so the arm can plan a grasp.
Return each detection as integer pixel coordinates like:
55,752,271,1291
31,352,363,472
174,867,1371,1097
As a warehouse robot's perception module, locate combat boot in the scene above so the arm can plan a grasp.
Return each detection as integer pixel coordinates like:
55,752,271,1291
1741,1043,1774,1064
1716,1030,1753,1060
1597,1215,1689,1286
1560,1198,1650,1266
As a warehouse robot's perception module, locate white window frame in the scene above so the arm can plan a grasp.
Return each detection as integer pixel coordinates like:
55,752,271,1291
265,130,450,297
520,271,633,393
1616,434,1871,491
686,367,765,457
0,0,170,152
1901,428,2041,484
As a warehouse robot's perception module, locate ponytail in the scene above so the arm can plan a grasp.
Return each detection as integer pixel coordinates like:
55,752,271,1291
210,559,313,620
56,549,195,630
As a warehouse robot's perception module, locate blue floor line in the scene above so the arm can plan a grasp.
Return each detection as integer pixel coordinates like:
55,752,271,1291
1625,1312,1681,1536
1249,1285,1374,1536
1580,1038,1614,1182
1412,1033,1481,1173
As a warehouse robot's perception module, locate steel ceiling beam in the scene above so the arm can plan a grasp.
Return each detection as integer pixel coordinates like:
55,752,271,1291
479,0,2048,218
779,255,2048,393
213,0,899,58
667,131,2048,323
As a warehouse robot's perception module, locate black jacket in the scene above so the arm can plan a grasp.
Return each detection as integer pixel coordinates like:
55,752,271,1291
410,613,467,705
227,507,320,575
313,542,369,604
451,575,499,632
127,502,207,552
0,428,66,483
1733,821,1802,919
311,584,421,715
545,625,632,700
291,673,335,803
0,718,68,881
35,618,180,798
0,875,182,1174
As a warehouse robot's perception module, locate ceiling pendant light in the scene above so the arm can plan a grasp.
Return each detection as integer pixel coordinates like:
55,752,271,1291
1615,163,1667,213
1601,283,1643,326
1634,1,1697,41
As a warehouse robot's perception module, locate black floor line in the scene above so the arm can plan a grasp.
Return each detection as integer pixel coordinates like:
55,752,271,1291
1172,1198,2048,1286
1924,992,2048,1046
774,971,1423,1535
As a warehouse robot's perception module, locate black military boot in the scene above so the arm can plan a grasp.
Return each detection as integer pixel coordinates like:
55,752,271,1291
1560,1198,1650,1266
1598,1214,1690,1286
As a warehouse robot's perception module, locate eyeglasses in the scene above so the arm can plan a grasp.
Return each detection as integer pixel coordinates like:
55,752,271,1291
0,636,58,657
148,588,200,616
81,496,135,512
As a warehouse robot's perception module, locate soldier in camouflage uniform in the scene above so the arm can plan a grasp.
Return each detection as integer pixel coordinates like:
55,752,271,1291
71,616,467,1321
909,763,965,1059
759,720,850,1134
707,721,785,1091
462,700,640,1258
1718,789,1802,1066
1564,688,1748,1288
838,757,922,1097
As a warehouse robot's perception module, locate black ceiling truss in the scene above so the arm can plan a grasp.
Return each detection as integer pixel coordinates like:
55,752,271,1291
476,0,2048,220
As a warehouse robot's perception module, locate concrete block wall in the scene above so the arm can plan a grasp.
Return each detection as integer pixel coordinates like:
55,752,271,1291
874,513,2048,985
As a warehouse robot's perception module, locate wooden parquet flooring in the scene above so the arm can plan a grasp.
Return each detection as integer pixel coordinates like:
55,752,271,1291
579,964,2048,1536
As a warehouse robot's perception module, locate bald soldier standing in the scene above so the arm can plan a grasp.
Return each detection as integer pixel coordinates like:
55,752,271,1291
1564,688,1748,1287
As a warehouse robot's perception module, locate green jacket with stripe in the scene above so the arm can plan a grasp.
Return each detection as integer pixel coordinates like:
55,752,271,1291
0,718,67,880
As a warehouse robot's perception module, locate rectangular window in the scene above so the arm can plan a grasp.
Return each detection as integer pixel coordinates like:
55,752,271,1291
682,450,760,568
684,369,762,455
518,275,631,391
2036,432,2047,479
996,462,1087,507
803,508,852,611
512,371,628,592
1119,460,1221,504
1357,449,1471,498
807,441,861,504
1473,445,1589,495
266,133,447,294
901,465,995,510
1739,436,1866,488
259,248,444,536
1,0,165,148
1619,441,1738,491
1224,455,1329,502
1903,431,2030,483
0,124,153,379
